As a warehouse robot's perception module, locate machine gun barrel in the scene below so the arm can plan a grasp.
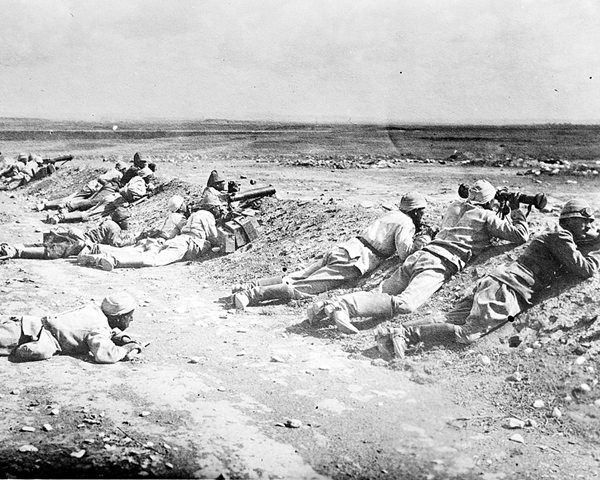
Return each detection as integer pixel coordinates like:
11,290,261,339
229,186,276,203
43,155,74,164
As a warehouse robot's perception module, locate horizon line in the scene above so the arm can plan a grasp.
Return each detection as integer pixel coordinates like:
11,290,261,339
1,116,600,128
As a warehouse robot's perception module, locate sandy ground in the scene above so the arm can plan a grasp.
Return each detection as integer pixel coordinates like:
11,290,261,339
1,156,600,479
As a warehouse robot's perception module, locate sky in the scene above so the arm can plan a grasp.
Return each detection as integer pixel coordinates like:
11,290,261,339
0,0,598,124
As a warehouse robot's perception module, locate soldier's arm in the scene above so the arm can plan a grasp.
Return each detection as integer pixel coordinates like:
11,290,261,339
86,329,129,363
547,230,600,278
485,208,529,244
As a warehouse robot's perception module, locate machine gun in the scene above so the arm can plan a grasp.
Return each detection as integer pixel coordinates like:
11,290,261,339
227,185,276,206
42,155,74,165
458,183,547,217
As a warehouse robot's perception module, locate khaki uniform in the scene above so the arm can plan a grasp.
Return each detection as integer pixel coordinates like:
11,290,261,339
0,304,131,363
452,226,600,343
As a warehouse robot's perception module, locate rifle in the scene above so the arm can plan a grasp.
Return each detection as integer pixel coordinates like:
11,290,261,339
42,155,74,165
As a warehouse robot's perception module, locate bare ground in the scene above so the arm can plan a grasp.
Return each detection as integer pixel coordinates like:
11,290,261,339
1,149,600,480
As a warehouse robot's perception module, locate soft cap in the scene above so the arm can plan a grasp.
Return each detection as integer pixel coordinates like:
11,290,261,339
560,199,595,220
399,192,427,212
115,160,128,171
101,293,137,316
468,180,496,204
167,195,184,212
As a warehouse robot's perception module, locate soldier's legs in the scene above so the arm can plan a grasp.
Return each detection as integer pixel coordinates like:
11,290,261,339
387,253,452,314
288,248,362,298
0,316,24,355
455,277,523,344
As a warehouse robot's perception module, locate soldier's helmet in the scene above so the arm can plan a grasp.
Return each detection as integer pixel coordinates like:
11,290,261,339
560,199,594,221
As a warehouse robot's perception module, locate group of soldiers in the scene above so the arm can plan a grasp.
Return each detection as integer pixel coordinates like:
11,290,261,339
0,152,63,190
232,180,600,358
0,153,237,363
1,157,600,365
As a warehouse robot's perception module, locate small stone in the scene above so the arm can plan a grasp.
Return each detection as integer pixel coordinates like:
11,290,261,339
285,419,302,428
523,347,534,355
552,407,562,418
506,418,525,429
533,400,545,409
271,355,286,363
594,399,600,408
236,328,248,333
506,372,522,382
564,395,573,403
11,389,20,395
43,424,53,432
478,355,491,365
21,426,35,432
189,357,202,364
50,409,60,416
574,356,586,365
140,411,151,417
509,433,525,444
70,449,86,458
579,383,591,393
236,351,246,356
371,359,388,367
524,418,538,428
165,462,174,469
217,387,226,392
18,445,38,453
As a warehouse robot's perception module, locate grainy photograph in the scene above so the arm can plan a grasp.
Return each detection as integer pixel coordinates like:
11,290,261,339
1,1,599,479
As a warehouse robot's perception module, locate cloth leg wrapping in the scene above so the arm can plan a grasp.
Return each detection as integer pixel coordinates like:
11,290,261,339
337,291,394,319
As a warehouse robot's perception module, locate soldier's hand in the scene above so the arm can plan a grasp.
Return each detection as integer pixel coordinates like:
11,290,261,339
508,193,520,210
418,224,439,239
123,341,143,360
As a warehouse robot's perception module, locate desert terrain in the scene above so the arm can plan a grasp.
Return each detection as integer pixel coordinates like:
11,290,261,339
1,121,600,479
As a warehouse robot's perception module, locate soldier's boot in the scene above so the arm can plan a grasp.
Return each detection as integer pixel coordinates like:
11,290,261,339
307,291,393,330
77,252,116,271
0,243,21,259
231,275,284,294
46,213,65,225
233,283,294,310
375,323,457,359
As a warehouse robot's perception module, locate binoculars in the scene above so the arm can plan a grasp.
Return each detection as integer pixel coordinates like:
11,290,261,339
458,184,547,210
